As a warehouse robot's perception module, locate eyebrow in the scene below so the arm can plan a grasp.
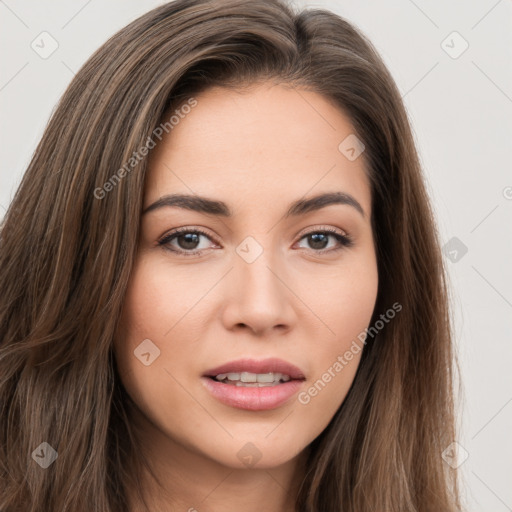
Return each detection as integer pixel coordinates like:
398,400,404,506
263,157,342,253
142,191,365,219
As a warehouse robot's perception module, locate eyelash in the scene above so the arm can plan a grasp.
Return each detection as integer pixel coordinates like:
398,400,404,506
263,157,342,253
157,226,354,258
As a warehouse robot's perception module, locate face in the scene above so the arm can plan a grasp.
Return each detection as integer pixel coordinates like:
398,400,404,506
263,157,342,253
114,82,378,472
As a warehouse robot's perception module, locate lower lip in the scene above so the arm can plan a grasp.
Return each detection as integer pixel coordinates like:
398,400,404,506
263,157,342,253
201,377,304,411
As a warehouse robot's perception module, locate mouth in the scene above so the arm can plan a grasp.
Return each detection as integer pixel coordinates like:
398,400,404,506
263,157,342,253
201,358,306,411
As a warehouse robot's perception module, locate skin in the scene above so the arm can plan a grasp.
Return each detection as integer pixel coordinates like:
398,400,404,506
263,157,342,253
113,81,379,512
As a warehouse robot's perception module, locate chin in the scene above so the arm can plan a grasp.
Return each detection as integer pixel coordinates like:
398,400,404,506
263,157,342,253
204,436,308,470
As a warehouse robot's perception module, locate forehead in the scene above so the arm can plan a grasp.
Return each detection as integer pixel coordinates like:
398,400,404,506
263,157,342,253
145,82,371,217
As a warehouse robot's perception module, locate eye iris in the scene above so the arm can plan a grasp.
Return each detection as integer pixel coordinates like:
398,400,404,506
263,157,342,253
177,233,200,250
308,233,329,250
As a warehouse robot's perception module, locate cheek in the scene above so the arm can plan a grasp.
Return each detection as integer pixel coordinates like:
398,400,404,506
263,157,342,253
115,256,208,348
113,255,218,396
303,249,379,347
112,259,199,439
113,258,174,383
297,255,378,410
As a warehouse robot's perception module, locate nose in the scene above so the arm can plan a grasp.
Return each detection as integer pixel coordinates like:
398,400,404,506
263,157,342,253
220,249,296,336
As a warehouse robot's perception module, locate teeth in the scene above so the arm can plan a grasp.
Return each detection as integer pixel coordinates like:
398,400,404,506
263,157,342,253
241,372,256,383
214,372,291,384
256,373,275,383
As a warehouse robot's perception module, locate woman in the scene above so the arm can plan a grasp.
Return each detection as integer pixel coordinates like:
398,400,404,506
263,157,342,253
0,0,462,510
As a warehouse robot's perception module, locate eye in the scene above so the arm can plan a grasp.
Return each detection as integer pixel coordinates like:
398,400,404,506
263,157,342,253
157,226,354,257
157,227,218,257
295,227,353,254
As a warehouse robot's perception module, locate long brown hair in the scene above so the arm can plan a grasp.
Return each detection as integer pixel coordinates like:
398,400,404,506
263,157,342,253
0,0,462,510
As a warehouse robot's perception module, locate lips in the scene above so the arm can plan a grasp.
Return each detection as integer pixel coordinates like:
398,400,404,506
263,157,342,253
203,358,306,380
201,358,306,411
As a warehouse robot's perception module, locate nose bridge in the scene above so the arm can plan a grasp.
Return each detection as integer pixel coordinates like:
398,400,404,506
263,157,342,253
222,234,294,333
236,235,285,304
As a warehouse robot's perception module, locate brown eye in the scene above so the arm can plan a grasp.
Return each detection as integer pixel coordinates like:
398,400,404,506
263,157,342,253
296,228,353,254
158,228,218,256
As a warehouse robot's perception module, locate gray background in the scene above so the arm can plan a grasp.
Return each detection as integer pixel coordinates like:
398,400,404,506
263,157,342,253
1,1,511,510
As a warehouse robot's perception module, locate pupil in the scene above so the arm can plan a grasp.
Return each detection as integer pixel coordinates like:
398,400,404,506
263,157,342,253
178,233,199,250
309,233,328,249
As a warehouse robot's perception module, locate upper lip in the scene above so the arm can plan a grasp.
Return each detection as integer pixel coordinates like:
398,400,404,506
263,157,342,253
203,358,306,380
